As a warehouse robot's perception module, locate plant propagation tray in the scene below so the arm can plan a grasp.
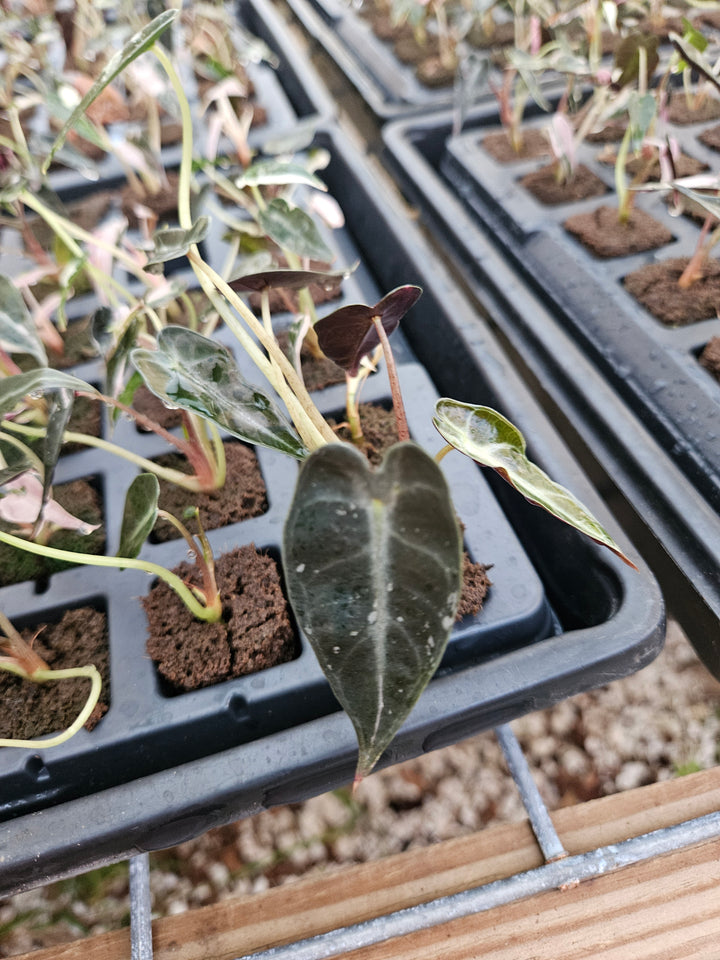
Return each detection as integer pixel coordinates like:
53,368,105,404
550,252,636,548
0,124,663,894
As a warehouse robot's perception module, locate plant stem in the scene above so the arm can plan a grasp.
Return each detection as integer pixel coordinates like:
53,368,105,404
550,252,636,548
0,662,102,749
434,443,454,464
1,419,209,493
372,316,409,442
0,529,221,621
154,43,334,454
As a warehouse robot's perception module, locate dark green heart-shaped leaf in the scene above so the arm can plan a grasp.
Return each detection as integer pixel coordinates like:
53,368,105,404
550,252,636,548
315,285,422,376
0,369,98,415
144,218,209,266
258,198,333,262
130,326,308,459
433,399,637,568
238,160,327,191
117,473,159,559
0,274,47,365
283,441,463,780
228,267,347,294
43,9,178,172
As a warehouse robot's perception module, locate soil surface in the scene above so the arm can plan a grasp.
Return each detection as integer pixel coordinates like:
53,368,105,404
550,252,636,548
0,606,109,740
698,123,720,152
0,478,105,587
666,93,720,125
520,163,607,206
624,257,720,325
482,128,550,164
275,330,347,393
150,442,268,543
564,205,674,258
144,544,296,693
121,171,181,229
699,336,720,381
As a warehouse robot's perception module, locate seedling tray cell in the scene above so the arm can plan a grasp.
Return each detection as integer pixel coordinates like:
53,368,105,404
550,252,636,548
0,127,663,894
382,108,720,660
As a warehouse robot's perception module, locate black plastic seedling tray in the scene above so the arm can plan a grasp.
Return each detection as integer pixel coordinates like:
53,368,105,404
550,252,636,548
0,127,663,896
382,107,720,669
284,0,469,120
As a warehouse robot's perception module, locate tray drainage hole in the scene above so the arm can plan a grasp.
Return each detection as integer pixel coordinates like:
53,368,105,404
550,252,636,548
229,693,250,722
24,755,51,782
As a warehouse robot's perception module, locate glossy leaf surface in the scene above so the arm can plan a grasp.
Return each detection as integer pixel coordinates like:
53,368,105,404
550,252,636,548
314,285,421,376
0,275,47,365
40,389,74,526
0,369,97,415
117,473,159,559
130,326,308,459
283,441,463,780
258,198,333,262
433,399,636,568
229,267,347,293
238,160,327,191
145,218,209,266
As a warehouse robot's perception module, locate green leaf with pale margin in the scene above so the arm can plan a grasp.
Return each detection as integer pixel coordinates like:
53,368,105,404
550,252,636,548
117,473,159,559
672,182,720,220
283,442,463,781
433,400,637,568
238,160,327,191
258,198,333,262
130,326,308,460
144,217,210,266
39,389,74,532
43,9,178,173
315,285,422,376
0,274,47,365
0,369,98,415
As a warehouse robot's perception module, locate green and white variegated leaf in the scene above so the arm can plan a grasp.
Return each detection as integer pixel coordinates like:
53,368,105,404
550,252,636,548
130,326,308,460
0,369,98,416
258,198,333,262
40,388,75,528
43,9,178,172
237,159,327,191
433,399,637,568
117,473,159,560
283,441,463,781
0,274,47,365
144,217,209,266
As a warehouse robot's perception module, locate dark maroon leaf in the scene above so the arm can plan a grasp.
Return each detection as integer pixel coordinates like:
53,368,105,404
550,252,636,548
228,268,348,293
315,285,422,376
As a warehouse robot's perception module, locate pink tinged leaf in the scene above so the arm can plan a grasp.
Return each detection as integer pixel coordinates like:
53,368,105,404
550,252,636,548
549,113,575,169
315,285,422,376
0,472,100,534
309,193,345,229
32,293,65,354
530,15,542,54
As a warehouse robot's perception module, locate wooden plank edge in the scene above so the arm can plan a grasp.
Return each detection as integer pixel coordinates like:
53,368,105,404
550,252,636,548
12,766,720,960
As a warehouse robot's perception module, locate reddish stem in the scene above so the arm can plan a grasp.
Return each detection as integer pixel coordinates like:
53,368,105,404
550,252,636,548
372,316,409,443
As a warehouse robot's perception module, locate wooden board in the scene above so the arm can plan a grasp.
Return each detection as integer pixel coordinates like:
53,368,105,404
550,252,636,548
14,766,720,960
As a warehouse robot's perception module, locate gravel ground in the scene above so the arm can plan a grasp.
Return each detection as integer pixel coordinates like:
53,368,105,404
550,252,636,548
1,617,719,956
